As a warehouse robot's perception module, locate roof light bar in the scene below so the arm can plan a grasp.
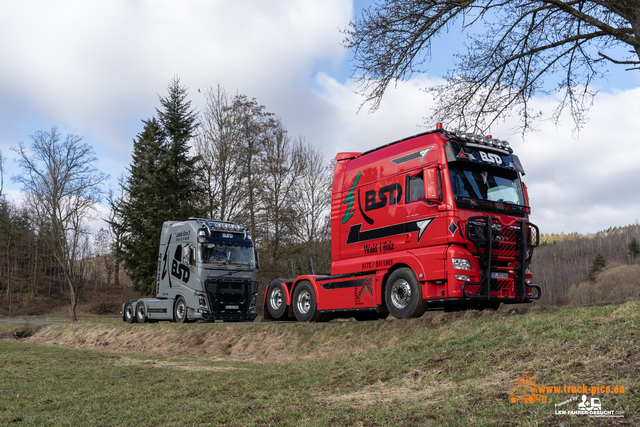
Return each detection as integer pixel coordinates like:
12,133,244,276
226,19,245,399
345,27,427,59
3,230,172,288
451,128,513,152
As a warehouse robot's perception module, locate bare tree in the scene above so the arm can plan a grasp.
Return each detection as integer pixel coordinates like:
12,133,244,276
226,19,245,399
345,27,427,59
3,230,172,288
106,186,126,288
12,127,108,321
261,123,306,269
293,143,333,274
229,95,277,240
195,85,247,221
343,0,640,134
94,227,114,288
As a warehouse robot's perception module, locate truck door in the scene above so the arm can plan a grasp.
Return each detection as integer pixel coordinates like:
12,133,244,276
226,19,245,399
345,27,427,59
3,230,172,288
345,177,406,260
405,167,441,245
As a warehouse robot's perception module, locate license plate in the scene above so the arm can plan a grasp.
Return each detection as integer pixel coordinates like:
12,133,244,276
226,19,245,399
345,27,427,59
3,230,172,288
491,272,509,279
225,305,239,310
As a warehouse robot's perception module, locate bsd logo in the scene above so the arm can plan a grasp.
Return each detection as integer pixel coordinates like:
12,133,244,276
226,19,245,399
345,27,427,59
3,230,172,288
479,151,503,165
171,245,190,283
364,183,402,211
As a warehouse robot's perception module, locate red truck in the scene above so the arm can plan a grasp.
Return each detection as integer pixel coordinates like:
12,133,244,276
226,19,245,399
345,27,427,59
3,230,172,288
263,124,540,322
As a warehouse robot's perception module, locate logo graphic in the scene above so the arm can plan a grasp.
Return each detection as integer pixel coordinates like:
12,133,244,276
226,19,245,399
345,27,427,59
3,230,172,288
346,218,435,245
354,278,374,305
161,235,172,287
364,183,402,211
509,373,548,404
171,245,190,283
479,151,503,165
456,148,476,160
578,395,602,412
391,147,433,165
342,171,361,224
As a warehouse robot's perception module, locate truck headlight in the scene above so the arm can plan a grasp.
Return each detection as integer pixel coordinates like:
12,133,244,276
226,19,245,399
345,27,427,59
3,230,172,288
452,258,472,270
455,275,471,282
197,294,207,308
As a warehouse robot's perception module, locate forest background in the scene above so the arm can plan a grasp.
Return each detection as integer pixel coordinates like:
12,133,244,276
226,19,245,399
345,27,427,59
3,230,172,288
1,77,639,319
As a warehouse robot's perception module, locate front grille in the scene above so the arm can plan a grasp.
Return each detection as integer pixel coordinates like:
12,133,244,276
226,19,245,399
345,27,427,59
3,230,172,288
464,216,540,300
205,278,258,316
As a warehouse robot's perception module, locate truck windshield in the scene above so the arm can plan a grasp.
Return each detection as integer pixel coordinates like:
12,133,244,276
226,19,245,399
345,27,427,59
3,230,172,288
449,164,524,205
199,243,255,268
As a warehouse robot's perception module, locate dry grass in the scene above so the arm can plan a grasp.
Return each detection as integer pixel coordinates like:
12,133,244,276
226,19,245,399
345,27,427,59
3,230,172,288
2,299,638,425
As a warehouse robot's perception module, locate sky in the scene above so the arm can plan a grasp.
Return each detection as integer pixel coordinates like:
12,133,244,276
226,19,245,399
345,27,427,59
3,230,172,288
1,0,639,236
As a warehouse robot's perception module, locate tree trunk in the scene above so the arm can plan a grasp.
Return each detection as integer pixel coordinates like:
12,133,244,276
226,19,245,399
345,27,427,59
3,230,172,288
30,236,39,303
68,279,78,322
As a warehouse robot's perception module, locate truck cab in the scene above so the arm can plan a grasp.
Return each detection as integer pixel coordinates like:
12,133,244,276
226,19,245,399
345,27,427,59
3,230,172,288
264,125,540,321
123,218,259,323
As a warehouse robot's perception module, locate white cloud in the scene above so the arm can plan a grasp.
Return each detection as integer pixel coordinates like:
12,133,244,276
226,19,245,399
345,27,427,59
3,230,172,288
312,72,640,234
489,87,640,234
0,0,351,192
1,0,638,236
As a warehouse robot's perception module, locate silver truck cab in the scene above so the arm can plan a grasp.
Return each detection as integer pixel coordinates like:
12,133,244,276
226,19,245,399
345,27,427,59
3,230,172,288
122,218,259,323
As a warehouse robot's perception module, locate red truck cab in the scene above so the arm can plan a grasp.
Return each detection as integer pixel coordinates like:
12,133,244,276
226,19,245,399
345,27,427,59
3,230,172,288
264,125,540,321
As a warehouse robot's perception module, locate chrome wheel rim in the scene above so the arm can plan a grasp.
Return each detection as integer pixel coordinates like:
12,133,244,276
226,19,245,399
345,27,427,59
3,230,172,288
137,304,145,320
296,290,311,315
270,288,282,311
125,304,133,320
390,279,411,309
176,301,185,320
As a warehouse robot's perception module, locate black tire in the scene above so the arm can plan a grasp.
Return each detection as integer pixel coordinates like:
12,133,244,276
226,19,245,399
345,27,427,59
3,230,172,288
124,301,135,323
384,268,425,318
135,301,146,323
291,281,323,322
266,282,287,319
174,296,188,323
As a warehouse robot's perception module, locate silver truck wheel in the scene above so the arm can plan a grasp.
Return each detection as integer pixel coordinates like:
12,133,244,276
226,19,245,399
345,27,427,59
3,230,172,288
124,301,135,323
292,281,323,322
267,282,287,319
296,289,311,315
390,279,412,310
384,268,425,319
135,301,146,323
174,296,187,323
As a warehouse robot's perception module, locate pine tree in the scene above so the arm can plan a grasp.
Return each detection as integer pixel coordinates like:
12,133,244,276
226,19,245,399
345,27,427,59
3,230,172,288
112,77,207,295
588,252,607,282
629,238,640,260
112,118,165,294
156,75,207,220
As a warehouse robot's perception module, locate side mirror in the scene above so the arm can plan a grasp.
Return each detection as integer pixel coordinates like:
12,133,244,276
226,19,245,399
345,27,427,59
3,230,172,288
425,167,441,203
186,245,195,267
254,248,260,270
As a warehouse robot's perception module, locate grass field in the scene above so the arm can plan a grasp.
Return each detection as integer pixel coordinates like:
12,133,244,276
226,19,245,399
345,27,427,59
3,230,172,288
1,300,638,426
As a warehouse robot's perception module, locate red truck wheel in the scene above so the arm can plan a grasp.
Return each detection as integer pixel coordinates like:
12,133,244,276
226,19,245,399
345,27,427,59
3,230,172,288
385,268,425,319
292,281,323,322
267,283,287,319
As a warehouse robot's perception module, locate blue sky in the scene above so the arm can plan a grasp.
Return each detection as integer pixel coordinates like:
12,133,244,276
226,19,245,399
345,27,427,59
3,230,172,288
1,0,639,235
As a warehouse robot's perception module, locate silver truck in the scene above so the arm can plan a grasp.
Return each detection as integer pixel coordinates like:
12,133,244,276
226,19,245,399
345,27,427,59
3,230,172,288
122,218,259,323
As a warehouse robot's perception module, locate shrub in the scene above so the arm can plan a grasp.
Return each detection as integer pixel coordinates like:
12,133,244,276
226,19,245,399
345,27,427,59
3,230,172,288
566,264,640,305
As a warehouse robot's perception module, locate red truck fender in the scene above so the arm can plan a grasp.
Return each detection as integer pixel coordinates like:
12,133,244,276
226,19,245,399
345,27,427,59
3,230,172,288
291,275,325,306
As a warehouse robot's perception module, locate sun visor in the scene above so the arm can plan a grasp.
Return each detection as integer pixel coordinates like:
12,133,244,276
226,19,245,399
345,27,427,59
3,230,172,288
445,140,526,175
